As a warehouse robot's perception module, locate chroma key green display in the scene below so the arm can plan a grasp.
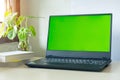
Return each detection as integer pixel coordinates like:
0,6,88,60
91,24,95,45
47,14,112,52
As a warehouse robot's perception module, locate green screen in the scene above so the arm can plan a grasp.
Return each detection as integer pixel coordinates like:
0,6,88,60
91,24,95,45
47,14,111,52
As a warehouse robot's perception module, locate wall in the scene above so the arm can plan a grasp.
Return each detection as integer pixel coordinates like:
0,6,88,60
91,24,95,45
20,0,71,56
20,0,120,61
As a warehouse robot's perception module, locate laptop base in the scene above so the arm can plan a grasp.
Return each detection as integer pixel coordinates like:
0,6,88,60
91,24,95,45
26,58,111,72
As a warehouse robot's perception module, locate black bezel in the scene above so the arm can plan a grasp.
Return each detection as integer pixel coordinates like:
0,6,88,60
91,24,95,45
46,13,112,60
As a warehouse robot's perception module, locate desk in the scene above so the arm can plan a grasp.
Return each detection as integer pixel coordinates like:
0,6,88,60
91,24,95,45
0,62,120,80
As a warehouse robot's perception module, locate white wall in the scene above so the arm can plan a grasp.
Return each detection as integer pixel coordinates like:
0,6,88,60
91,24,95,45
20,0,71,56
21,0,120,61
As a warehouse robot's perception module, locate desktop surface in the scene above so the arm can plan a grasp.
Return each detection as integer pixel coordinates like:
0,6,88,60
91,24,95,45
0,61,120,80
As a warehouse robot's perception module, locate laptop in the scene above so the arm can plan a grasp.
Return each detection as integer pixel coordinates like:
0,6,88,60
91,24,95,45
26,13,112,71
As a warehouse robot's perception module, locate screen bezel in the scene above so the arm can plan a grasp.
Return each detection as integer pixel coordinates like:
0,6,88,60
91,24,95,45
46,13,112,59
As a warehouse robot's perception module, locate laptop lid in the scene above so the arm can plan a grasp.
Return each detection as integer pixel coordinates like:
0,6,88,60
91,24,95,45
46,13,112,59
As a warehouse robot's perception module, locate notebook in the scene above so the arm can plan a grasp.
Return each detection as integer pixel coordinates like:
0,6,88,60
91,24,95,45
26,13,112,71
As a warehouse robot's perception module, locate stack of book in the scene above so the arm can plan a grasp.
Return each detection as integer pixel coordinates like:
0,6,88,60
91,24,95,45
0,51,36,62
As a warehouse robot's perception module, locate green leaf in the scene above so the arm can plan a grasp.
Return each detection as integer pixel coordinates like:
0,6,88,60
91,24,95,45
4,10,12,17
7,29,16,40
18,27,28,42
29,25,36,36
16,16,25,26
0,23,5,38
3,26,13,37
13,25,18,33
5,12,17,27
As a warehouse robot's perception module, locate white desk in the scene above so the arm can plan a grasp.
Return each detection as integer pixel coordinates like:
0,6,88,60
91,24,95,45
0,62,120,80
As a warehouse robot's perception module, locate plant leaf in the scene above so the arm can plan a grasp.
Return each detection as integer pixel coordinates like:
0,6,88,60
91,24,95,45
10,12,18,24
16,16,25,26
7,29,16,40
13,25,18,33
3,26,13,37
29,25,36,36
4,10,12,17
18,27,28,41
0,23,5,38
4,12,17,27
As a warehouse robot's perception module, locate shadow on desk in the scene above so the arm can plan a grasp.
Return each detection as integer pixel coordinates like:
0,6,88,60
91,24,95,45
0,61,119,73
103,62,120,73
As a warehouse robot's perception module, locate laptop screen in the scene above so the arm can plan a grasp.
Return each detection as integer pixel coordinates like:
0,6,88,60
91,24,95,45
47,14,112,52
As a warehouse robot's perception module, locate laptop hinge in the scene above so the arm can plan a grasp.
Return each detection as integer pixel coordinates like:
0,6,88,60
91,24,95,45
46,55,111,61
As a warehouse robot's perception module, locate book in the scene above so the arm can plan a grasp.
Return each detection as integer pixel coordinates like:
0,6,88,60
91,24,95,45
0,51,36,62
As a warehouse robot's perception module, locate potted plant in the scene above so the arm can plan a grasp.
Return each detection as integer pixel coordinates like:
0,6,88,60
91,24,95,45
0,10,36,51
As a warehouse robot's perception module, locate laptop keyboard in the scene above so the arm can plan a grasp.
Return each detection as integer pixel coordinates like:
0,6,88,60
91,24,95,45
43,58,107,65
26,57,111,71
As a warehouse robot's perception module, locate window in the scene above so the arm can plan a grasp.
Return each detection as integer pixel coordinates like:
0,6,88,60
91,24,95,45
0,0,5,22
0,0,20,43
0,0,20,22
